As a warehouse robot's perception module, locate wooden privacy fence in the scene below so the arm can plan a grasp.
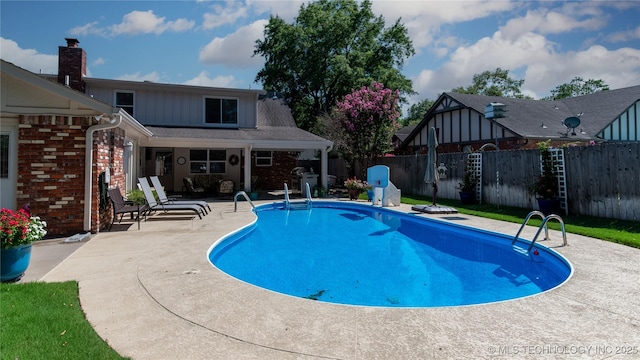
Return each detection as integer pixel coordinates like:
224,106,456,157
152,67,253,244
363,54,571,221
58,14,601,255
363,142,639,221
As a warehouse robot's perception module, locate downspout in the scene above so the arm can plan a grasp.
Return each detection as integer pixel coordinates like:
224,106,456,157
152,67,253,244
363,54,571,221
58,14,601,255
84,113,122,231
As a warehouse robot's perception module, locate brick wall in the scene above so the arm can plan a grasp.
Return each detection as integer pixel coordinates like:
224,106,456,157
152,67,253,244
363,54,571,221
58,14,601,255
17,115,124,237
251,151,298,190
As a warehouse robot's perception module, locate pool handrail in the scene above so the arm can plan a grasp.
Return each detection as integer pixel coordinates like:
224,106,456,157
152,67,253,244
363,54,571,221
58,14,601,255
234,191,256,212
513,211,547,245
513,211,567,253
284,182,312,210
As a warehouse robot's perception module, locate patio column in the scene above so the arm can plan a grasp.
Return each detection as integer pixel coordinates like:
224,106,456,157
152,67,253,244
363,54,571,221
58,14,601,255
244,144,252,192
320,146,328,188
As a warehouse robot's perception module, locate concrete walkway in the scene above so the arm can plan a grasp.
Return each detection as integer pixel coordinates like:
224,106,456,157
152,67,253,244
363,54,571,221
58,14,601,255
31,200,640,359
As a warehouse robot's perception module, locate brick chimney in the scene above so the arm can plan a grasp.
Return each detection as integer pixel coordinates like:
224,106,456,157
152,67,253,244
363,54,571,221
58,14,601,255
58,38,86,92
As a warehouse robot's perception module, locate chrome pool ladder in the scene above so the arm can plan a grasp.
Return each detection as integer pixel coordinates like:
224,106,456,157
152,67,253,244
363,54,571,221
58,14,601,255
512,211,567,254
284,182,312,210
234,191,256,212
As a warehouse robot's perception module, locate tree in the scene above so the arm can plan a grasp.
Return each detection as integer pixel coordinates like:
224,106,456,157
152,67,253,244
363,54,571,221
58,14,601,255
330,81,400,177
543,77,609,100
254,0,414,132
452,68,529,99
401,98,434,126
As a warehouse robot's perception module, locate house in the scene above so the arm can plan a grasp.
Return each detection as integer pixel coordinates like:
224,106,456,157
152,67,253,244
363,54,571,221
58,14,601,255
1,58,151,236
1,38,333,236
399,85,640,154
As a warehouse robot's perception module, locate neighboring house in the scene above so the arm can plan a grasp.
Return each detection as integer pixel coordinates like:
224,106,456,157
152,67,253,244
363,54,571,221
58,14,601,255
391,124,416,151
1,59,151,236
398,85,640,154
1,38,333,236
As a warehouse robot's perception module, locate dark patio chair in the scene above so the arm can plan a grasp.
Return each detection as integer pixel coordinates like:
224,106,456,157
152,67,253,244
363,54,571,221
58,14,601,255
107,188,147,231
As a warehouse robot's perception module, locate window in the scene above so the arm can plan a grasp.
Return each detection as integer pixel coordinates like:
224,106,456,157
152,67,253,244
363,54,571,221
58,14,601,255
205,97,238,125
115,91,134,116
255,151,272,167
189,149,226,174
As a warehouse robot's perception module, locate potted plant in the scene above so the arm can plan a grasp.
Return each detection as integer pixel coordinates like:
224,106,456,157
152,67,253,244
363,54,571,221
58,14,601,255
533,139,560,215
457,157,478,204
1,206,47,282
344,177,365,200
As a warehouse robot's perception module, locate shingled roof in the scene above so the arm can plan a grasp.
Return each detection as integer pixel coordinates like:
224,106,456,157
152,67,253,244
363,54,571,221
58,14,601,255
429,85,639,142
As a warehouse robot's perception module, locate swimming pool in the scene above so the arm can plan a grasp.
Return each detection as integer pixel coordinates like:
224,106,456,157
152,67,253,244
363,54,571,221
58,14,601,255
209,201,572,307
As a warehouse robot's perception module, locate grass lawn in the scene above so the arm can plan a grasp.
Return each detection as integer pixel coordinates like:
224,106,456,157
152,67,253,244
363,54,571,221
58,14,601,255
399,194,640,249
0,281,128,360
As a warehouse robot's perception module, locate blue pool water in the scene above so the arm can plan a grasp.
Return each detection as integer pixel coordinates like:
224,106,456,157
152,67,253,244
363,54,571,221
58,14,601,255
209,201,572,307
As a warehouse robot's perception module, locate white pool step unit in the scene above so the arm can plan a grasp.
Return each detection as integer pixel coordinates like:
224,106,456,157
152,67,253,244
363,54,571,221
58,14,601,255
372,180,401,207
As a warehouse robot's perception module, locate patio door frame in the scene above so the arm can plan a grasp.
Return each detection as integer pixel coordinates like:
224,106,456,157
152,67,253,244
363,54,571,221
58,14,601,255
0,119,18,210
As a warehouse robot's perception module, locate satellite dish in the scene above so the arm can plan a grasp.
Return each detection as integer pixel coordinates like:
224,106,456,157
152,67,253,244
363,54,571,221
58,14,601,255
563,116,581,136
563,116,581,128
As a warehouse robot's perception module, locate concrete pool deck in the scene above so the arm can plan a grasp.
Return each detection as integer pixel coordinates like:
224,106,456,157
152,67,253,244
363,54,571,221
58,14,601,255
34,199,639,359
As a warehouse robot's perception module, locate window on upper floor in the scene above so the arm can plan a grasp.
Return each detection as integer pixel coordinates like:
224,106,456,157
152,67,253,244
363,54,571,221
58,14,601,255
204,97,238,126
115,91,134,117
189,149,227,174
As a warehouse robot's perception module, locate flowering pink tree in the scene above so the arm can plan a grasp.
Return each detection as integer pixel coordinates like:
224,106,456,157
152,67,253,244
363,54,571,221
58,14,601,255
333,81,400,176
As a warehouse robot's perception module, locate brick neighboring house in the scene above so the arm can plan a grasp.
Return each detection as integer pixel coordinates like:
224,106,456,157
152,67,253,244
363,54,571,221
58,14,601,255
1,38,333,237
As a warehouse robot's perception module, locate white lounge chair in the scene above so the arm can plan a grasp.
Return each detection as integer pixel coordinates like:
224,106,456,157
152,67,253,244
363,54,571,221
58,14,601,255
138,177,204,219
149,176,211,214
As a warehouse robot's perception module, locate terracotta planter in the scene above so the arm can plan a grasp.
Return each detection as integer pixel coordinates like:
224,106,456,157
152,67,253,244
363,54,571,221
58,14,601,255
348,189,362,200
1,243,33,282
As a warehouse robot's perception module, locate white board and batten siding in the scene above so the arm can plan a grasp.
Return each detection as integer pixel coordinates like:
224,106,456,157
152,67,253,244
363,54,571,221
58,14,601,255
85,82,259,128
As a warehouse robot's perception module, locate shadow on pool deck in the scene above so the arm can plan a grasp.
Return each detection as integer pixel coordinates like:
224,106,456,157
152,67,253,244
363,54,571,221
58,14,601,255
25,199,640,359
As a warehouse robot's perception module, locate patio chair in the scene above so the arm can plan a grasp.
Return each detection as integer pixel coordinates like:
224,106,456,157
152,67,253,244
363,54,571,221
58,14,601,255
138,177,204,219
183,177,205,198
149,176,211,214
107,187,148,231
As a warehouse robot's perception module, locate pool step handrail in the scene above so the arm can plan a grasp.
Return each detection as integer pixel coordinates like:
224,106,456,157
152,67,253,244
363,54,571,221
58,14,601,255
283,182,312,210
528,214,567,251
513,211,567,253
512,211,547,245
234,191,256,212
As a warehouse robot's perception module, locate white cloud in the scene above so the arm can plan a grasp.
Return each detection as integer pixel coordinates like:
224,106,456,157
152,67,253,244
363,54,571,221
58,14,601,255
371,1,514,50
0,38,58,75
246,0,303,21
524,45,640,93
199,19,267,68
410,27,640,102
92,57,106,66
607,26,640,43
71,10,195,37
110,10,195,35
115,71,161,82
500,7,607,41
183,71,238,88
69,21,107,37
202,0,248,29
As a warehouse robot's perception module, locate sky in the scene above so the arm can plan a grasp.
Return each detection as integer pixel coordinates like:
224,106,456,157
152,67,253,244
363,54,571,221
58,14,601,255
1,0,640,111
